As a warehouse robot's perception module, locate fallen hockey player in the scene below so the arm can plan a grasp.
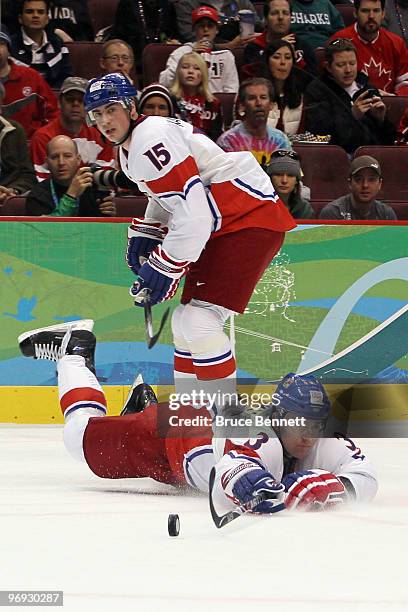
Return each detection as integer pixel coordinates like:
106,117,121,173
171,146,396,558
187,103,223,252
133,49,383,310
18,320,378,514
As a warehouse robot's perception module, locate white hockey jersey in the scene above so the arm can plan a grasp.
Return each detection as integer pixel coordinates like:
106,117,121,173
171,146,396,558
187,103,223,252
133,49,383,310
119,115,295,262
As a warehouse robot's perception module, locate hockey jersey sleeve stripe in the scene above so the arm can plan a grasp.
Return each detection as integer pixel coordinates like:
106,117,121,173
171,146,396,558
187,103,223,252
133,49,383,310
183,446,214,489
145,155,200,195
233,177,279,202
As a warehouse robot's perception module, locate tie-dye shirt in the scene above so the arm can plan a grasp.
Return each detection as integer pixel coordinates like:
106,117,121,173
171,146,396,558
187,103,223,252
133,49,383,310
216,122,291,168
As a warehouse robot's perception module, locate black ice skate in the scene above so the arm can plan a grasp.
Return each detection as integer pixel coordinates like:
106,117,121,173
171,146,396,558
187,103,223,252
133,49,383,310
120,373,158,415
18,320,96,373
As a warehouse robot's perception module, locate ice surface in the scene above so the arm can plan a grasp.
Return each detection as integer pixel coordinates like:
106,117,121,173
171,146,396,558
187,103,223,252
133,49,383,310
1,427,407,611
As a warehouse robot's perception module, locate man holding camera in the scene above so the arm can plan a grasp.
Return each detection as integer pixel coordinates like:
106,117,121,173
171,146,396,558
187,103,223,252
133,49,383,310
26,135,116,216
304,38,395,155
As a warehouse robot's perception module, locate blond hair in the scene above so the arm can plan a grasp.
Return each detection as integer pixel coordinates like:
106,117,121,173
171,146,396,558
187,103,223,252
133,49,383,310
170,52,214,102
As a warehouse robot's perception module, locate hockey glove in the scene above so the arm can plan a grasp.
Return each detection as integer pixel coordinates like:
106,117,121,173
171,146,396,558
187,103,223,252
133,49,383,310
282,469,346,511
232,468,285,514
130,245,190,306
126,217,167,276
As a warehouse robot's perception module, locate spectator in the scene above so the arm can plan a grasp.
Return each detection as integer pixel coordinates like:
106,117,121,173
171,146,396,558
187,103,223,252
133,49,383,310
383,0,408,44
320,155,397,220
170,52,223,141
304,39,396,155
174,0,262,44
109,0,180,69
262,40,306,136
100,39,137,86
266,149,315,218
0,29,58,138
138,83,176,117
48,0,94,41
217,78,291,168
10,0,73,88
243,0,316,75
332,0,408,95
0,81,37,204
26,135,116,216
290,0,344,49
396,105,408,143
30,76,115,181
160,6,239,94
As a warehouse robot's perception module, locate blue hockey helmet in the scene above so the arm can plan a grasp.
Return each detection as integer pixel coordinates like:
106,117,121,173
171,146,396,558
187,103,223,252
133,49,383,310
84,73,138,124
274,373,331,421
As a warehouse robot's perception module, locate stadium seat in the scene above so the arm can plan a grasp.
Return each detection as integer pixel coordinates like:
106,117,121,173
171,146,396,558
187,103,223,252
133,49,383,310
354,146,408,201
114,196,148,217
216,92,237,129
293,144,350,200
254,2,265,19
382,96,408,129
142,44,180,86
66,42,104,80
336,4,356,27
88,0,119,37
387,201,408,220
310,199,330,216
314,47,325,74
0,197,27,216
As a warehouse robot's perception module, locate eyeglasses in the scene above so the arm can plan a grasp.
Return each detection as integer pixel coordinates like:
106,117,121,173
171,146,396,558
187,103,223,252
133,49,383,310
271,149,300,160
103,54,132,63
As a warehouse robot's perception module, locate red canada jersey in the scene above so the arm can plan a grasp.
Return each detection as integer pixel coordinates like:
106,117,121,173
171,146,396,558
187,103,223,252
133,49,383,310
331,25,408,95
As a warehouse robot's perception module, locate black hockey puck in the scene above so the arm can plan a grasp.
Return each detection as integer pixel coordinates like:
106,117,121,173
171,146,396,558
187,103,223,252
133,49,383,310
168,514,180,537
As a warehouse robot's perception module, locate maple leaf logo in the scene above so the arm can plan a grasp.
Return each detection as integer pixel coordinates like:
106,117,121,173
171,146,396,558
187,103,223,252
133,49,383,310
361,56,393,91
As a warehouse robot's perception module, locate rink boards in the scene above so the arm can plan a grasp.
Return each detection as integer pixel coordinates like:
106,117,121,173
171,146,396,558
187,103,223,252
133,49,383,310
0,218,407,424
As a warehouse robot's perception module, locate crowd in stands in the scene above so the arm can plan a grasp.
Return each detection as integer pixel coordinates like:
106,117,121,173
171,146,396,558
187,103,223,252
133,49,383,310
0,0,407,220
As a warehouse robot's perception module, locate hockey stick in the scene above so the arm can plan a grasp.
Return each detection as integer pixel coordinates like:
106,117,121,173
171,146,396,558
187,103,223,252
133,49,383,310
143,293,170,349
208,467,272,529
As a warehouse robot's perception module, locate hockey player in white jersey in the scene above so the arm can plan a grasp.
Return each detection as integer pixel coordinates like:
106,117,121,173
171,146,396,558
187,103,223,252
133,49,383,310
83,73,296,408
19,321,378,514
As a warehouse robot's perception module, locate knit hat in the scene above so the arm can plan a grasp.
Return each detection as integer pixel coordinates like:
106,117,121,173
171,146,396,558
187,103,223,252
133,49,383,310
350,155,381,177
138,83,174,116
266,151,302,178
192,6,219,26
0,30,11,50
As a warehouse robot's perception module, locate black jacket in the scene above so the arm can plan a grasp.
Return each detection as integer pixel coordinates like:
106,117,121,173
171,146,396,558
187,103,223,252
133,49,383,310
0,116,37,194
304,71,396,154
26,179,104,216
10,28,73,88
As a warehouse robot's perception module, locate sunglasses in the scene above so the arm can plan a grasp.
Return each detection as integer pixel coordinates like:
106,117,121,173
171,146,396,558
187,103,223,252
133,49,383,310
271,150,300,160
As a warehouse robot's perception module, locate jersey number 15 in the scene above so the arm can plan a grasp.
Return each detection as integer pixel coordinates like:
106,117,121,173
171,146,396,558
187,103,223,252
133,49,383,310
143,143,171,171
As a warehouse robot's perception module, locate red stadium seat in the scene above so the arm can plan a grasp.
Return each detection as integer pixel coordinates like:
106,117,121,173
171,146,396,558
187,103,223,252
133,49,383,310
354,146,408,201
88,0,119,36
114,196,148,218
336,4,356,27
66,42,104,80
382,96,408,129
293,144,350,200
0,197,27,216
386,201,408,220
216,92,237,129
310,199,330,216
142,44,180,86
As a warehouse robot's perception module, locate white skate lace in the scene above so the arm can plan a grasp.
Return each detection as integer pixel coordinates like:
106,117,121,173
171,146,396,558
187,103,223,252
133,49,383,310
34,327,73,361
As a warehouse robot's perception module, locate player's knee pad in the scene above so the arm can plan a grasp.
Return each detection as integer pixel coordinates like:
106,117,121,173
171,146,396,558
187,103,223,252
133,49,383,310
171,304,190,352
179,300,232,355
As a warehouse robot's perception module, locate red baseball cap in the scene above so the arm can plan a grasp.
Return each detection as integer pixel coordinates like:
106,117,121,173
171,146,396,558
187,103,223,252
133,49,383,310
192,6,219,26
